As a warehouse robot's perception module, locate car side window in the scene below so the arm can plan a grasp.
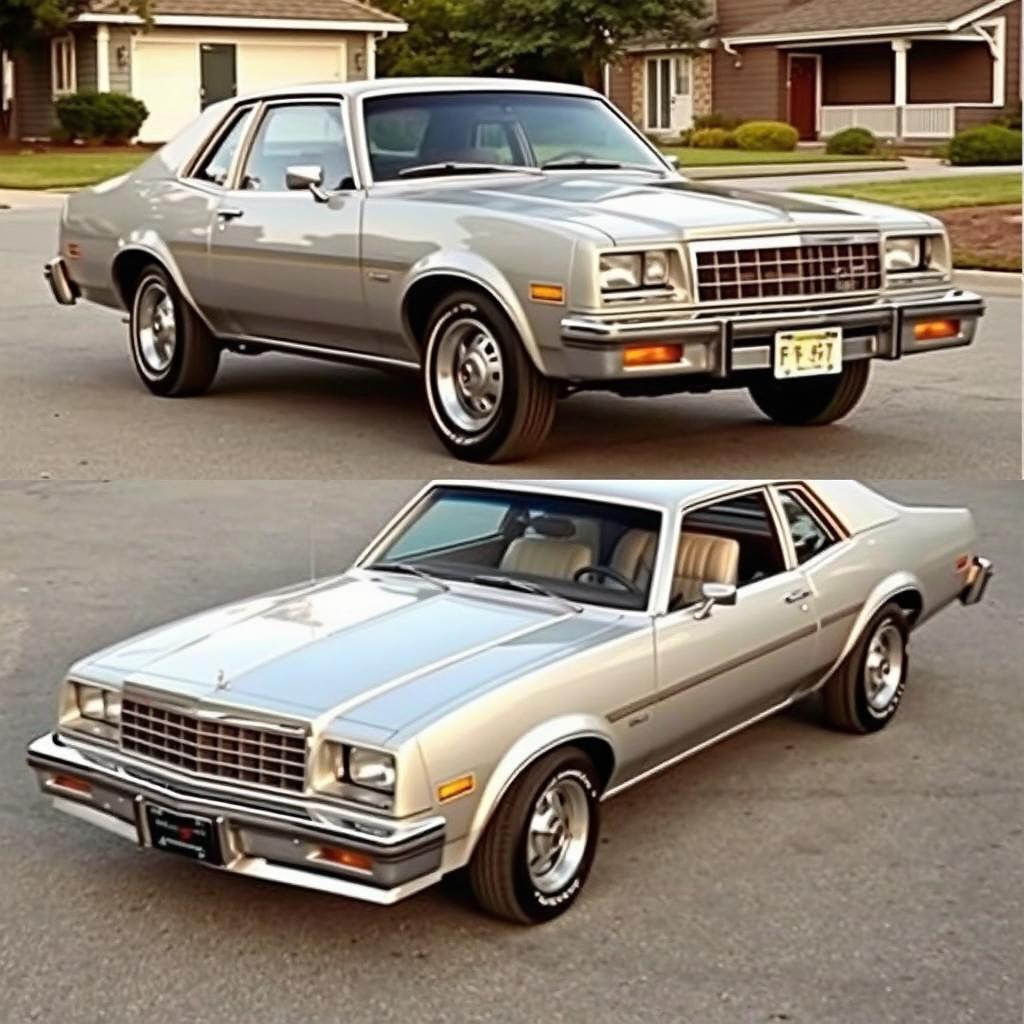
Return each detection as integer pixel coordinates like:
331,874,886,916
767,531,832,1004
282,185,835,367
778,490,836,564
191,107,252,186
241,102,354,192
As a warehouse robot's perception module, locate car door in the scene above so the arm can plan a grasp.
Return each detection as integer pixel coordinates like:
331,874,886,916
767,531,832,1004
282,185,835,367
645,487,823,765
203,98,373,351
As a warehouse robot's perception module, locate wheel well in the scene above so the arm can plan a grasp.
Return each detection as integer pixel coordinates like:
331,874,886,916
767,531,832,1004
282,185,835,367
402,274,490,348
890,588,924,626
111,250,161,308
567,736,616,794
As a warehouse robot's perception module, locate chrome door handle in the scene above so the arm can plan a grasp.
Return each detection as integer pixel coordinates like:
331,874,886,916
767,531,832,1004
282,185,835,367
785,588,812,604
217,207,244,221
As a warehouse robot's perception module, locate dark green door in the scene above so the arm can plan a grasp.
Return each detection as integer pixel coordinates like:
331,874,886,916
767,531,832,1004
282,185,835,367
200,44,236,109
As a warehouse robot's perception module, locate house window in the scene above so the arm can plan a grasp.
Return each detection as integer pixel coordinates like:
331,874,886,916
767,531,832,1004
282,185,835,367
645,55,691,132
51,35,76,96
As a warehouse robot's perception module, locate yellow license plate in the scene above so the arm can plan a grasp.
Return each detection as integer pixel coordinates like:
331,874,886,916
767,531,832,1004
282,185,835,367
773,328,843,379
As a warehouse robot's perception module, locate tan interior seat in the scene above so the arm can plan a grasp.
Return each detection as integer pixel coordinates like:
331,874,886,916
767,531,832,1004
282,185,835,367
610,529,658,590
673,531,740,608
500,516,591,581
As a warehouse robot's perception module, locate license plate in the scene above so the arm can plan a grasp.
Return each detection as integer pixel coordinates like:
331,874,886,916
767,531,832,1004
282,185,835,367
143,804,223,865
773,327,843,379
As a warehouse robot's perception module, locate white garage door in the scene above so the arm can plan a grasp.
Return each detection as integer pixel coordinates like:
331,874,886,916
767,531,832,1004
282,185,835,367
238,44,345,94
133,41,201,143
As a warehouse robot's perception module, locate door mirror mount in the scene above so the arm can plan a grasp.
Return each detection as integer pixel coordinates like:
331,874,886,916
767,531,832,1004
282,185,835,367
285,164,329,203
694,582,738,620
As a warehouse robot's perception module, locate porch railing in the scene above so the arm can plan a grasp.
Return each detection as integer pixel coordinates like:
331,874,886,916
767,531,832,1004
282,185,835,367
820,104,956,139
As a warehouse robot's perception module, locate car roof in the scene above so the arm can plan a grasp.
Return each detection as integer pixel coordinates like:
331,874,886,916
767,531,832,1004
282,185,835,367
238,77,599,103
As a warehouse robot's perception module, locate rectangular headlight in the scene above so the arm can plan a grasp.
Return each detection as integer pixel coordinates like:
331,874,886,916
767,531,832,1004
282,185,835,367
600,253,642,291
62,680,120,741
885,237,924,272
347,746,396,793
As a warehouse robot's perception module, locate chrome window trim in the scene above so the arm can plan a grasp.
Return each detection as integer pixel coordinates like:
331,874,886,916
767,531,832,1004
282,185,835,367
179,102,258,188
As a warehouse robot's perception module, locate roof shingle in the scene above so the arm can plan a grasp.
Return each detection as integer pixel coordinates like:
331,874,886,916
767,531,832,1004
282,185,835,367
90,0,403,23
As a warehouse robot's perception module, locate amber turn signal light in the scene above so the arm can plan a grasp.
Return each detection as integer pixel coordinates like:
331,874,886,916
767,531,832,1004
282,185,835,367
438,773,475,802
913,319,960,341
623,343,683,368
318,846,374,872
529,282,565,304
51,773,92,795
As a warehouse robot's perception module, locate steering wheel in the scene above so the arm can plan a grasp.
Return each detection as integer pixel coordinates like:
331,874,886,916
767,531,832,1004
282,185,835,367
541,150,594,165
572,565,642,595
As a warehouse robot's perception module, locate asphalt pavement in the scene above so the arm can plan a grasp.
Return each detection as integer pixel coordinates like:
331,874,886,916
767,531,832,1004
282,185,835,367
0,479,1020,1024
1,206,1020,478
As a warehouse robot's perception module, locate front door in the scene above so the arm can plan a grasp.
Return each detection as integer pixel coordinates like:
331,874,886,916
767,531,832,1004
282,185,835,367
788,54,819,140
206,100,373,351
200,43,236,110
645,55,693,133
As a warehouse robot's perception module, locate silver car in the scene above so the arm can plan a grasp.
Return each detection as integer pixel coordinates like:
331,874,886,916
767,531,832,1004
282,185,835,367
44,79,984,462
27,479,992,923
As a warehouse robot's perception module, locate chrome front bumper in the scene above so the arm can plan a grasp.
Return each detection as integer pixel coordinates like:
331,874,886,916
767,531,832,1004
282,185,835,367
960,556,994,606
44,257,79,306
26,731,446,904
557,287,984,382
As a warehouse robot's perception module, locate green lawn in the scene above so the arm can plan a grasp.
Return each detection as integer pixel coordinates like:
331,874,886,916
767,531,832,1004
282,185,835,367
661,147,894,167
799,172,1022,211
0,150,149,189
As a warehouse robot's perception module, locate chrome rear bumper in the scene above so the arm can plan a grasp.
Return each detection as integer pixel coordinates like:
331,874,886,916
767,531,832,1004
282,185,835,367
44,257,79,305
26,731,445,904
959,556,994,606
558,287,984,382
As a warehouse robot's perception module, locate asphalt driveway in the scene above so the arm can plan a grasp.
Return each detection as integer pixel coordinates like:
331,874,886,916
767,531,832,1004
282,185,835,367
0,206,1020,478
1,480,1021,1024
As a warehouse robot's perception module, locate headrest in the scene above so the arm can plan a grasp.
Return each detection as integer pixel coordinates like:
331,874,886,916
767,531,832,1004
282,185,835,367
529,515,576,539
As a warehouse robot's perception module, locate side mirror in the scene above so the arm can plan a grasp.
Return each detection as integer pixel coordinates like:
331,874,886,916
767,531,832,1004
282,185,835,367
285,164,329,203
694,581,737,620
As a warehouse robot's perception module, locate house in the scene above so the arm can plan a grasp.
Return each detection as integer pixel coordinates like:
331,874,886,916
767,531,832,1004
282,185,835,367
4,0,407,143
608,0,1021,142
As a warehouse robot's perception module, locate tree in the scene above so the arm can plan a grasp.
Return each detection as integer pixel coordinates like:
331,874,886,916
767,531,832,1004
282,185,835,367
1,0,151,53
373,0,479,78
462,0,711,89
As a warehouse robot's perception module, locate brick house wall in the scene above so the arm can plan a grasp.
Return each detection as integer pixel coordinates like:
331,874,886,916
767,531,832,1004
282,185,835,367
608,50,713,133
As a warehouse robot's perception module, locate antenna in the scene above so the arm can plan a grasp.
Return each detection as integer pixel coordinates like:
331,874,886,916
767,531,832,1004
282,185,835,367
308,493,316,583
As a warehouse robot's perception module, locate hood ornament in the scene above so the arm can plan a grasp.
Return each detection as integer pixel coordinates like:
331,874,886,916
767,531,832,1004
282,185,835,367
214,668,231,691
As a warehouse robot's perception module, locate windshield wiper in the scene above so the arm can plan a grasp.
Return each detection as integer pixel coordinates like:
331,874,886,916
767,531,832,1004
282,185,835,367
470,573,581,613
396,162,542,179
368,562,449,592
540,158,666,175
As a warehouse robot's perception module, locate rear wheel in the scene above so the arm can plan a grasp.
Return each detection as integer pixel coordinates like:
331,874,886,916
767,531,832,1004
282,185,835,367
748,359,870,426
129,265,220,397
822,602,910,733
469,747,600,923
423,290,557,462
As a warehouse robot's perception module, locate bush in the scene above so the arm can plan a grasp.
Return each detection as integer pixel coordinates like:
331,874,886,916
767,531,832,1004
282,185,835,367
947,124,1022,165
693,111,743,131
995,103,1022,131
55,90,148,144
825,126,878,155
690,127,736,149
733,120,799,152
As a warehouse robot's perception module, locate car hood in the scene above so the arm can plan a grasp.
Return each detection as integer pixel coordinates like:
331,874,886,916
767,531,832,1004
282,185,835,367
405,173,934,243
73,572,632,737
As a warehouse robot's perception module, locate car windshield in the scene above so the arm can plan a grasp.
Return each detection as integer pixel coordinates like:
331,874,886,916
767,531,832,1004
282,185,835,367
367,486,662,611
363,91,666,182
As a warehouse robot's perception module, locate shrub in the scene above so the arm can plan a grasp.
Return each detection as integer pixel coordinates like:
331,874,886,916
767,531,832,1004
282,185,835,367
825,126,877,155
733,120,799,152
693,111,742,131
690,127,736,149
55,90,148,144
947,124,1022,165
995,103,1022,131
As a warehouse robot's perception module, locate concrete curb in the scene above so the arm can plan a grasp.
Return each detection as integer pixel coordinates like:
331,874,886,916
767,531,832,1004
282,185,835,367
686,160,904,180
953,268,1021,297
0,188,66,209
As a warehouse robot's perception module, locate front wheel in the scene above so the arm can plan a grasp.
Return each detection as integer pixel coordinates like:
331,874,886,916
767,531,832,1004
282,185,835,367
423,290,557,462
748,359,870,426
469,747,600,923
129,265,220,397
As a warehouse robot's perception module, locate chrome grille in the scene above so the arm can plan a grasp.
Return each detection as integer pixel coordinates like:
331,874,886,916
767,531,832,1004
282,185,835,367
121,698,307,792
694,240,882,303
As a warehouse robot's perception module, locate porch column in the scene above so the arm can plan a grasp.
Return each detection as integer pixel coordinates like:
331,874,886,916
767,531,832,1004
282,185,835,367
96,24,110,92
892,38,910,138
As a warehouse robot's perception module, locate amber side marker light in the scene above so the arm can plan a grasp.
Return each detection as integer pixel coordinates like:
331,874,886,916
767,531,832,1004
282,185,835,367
50,774,92,796
438,774,475,802
65,242,81,259
623,343,683,368
914,319,960,341
318,846,374,872
529,282,565,304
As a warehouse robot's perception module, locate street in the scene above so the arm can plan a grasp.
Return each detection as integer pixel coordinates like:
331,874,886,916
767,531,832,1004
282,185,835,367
1,480,1021,1024
0,205,1020,478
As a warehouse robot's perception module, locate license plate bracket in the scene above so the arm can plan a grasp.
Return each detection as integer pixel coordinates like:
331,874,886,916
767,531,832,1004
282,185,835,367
143,804,223,866
774,327,843,379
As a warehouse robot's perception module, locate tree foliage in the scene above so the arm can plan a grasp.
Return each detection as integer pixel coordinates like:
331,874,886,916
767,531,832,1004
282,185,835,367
374,0,478,78
0,0,151,52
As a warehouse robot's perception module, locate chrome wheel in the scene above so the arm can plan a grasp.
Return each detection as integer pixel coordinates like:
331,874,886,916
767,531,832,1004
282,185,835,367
864,621,905,712
435,317,504,433
526,775,590,894
135,281,177,375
